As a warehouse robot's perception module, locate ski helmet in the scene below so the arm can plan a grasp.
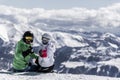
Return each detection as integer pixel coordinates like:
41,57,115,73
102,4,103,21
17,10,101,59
42,33,51,45
23,31,34,43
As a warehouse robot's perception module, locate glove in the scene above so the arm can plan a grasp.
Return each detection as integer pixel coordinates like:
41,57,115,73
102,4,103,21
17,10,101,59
28,62,32,66
29,46,34,54
22,46,34,58
39,49,42,57
39,49,42,53
35,57,40,67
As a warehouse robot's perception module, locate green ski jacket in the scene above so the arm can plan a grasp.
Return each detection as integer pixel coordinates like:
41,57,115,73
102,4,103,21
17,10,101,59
13,40,38,70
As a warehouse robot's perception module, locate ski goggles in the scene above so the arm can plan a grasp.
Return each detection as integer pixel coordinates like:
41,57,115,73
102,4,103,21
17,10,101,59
25,36,33,40
42,37,50,41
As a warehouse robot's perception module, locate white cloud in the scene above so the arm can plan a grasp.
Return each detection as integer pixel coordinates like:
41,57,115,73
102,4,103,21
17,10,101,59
0,3,120,34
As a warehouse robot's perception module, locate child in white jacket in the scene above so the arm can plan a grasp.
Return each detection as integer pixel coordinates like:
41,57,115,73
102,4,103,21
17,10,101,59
35,33,56,72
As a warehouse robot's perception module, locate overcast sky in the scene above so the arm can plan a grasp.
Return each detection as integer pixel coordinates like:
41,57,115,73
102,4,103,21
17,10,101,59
0,0,120,9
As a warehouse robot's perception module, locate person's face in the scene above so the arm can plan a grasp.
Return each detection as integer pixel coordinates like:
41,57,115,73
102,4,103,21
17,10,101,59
42,37,49,45
25,36,33,44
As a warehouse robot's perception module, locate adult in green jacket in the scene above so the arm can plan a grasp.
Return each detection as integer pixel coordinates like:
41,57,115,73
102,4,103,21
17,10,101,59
12,31,38,72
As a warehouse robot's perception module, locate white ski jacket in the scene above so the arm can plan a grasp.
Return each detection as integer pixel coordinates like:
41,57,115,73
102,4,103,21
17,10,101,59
38,41,56,67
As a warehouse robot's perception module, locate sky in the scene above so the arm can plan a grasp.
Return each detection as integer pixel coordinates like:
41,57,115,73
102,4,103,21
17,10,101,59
0,0,119,34
0,0,120,9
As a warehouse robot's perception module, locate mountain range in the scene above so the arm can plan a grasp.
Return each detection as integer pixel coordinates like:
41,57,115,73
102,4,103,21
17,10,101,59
0,4,120,78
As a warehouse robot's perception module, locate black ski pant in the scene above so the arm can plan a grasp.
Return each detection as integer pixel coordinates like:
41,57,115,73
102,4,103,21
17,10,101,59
29,65,54,73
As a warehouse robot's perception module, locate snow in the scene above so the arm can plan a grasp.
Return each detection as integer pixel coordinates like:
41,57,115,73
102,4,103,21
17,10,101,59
108,42,118,48
0,72,120,80
62,62,84,68
98,58,120,70
97,46,107,50
0,24,9,42
0,3,120,80
57,33,87,47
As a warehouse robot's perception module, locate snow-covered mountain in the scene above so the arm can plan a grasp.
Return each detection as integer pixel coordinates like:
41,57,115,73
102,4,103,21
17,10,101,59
55,32,120,77
0,25,120,77
0,4,120,79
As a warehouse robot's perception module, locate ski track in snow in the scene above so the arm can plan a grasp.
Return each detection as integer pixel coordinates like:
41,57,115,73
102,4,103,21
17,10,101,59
0,72,120,80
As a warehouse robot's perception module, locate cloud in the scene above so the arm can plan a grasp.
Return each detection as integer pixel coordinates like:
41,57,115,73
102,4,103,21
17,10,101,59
0,3,120,34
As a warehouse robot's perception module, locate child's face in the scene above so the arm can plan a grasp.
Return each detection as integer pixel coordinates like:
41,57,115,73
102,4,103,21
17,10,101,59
25,36,33,44
42,37,49,45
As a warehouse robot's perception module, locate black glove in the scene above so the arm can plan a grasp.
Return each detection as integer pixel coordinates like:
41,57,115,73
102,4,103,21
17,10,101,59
39,49,42,53
22,46,34,58
28,62,32,66
39,49,42,57
29,46,34,53
35,57,40,67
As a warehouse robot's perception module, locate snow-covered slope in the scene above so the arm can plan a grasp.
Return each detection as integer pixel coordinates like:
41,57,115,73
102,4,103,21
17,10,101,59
0,4,120,79
0,73,120,80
